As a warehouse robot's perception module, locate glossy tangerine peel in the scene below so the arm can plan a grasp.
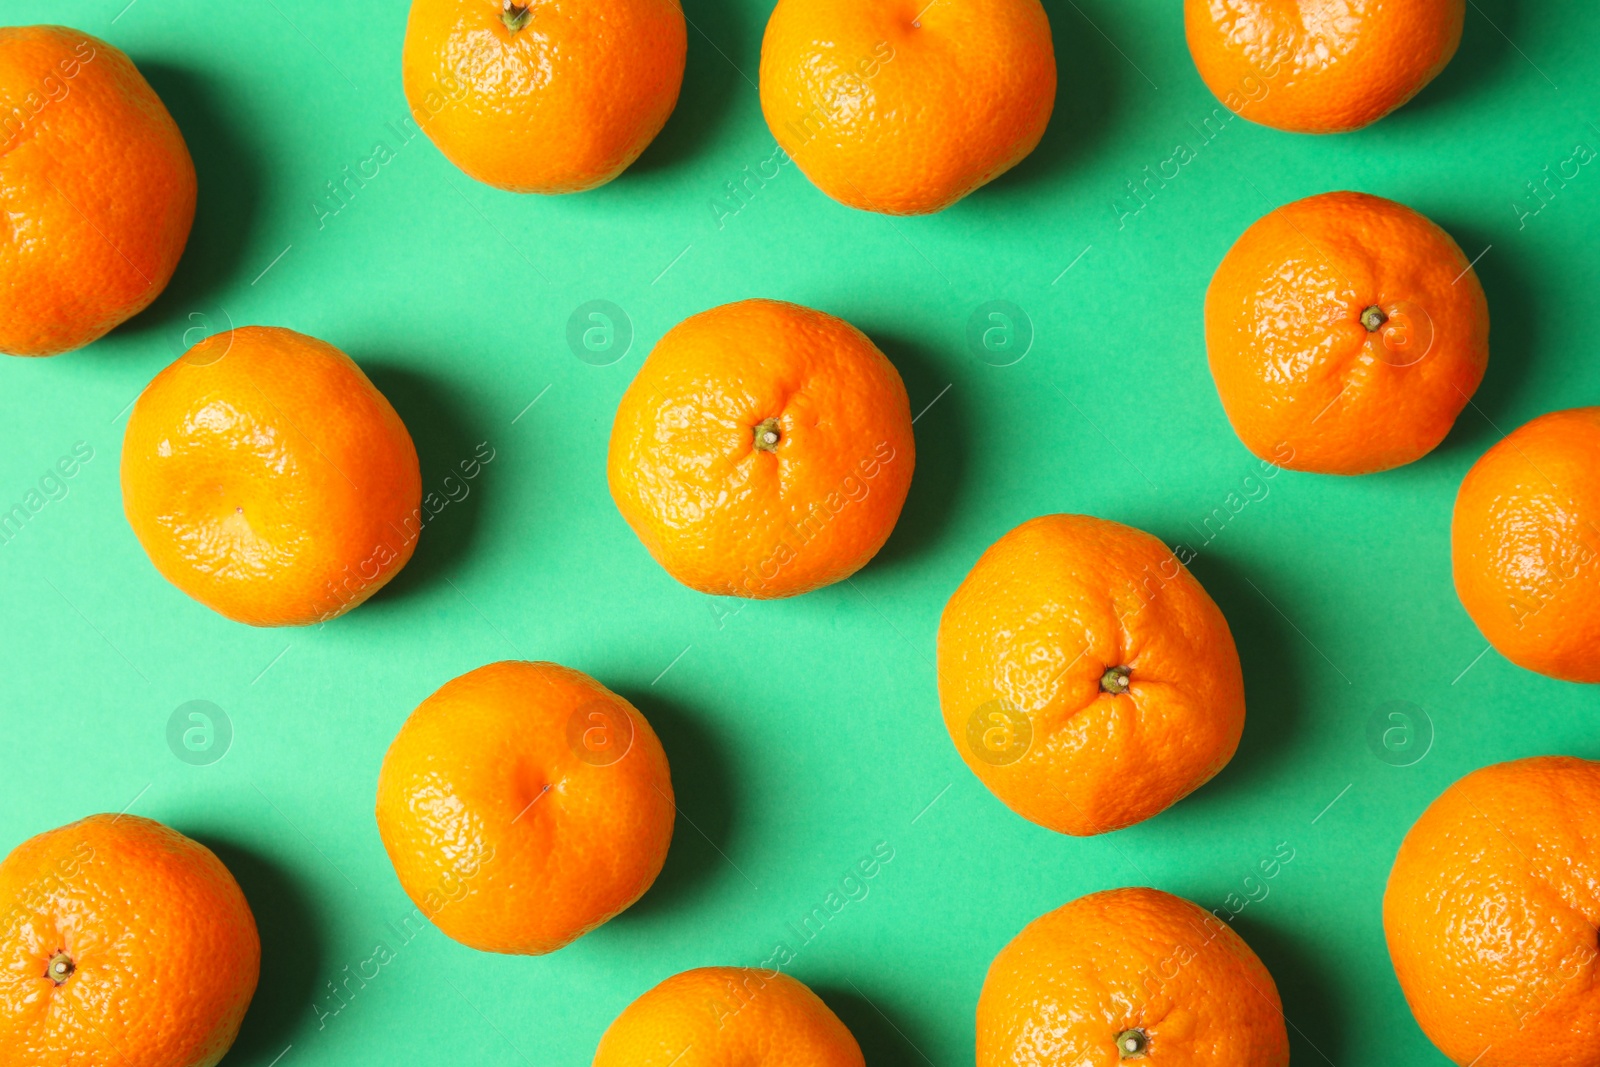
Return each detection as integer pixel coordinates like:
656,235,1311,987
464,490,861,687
759,0,1056,214
375,661,675,955
1206,191,1489,475
938,514,1246,836
608,299,915,598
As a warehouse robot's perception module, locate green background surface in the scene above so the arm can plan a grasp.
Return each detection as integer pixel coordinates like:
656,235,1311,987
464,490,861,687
3,0,1599,1063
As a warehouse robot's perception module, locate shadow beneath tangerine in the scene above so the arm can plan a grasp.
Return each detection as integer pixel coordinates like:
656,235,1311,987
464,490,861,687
627,0,758,181
120,63,264,354
610,687,736,919
1165,548,1306,809
193,836,324,1061
813,982,935,1067
360,361,491,608
1397,0,1515,122
863,330,970,576
1228,912,1346,1063
983,0,1120,200
1428,217,1538,467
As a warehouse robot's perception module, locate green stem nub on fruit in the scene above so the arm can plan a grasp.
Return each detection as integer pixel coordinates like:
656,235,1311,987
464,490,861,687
502,1,532,32
1101,666,1131,694
1361,305,1388,332
1116,1028,1148,1058
46,952,74,985
753,417,782,453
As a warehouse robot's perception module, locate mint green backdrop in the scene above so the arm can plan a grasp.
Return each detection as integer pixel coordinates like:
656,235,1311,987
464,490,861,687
3,1,1598,1063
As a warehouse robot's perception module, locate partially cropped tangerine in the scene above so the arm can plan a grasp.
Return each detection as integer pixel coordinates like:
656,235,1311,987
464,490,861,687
375,661,675,955
759,0,1056,215
1452,407,1600,683
1385,757,1600,1065
978,887,1289,1066
121,326,422,627
593,966,864,1067
938,514,1245,836
1185,0,1464,134
402,0,686,193
1206,191,1489,475
0,814,260,1067
0,26,195,356
608,299,915,598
